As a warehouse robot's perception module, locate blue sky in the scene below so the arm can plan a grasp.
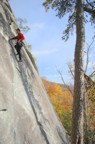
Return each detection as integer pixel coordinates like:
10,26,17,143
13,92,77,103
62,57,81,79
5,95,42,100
9,0,95,84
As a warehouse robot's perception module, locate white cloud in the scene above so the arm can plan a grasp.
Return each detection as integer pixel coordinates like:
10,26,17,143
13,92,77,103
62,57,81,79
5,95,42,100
32,48,59,57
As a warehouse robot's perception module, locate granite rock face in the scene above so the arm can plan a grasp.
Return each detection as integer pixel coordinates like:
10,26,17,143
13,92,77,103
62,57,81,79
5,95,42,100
0,0,70,144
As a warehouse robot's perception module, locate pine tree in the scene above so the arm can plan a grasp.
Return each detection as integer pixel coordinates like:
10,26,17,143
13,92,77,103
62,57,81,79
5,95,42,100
43,0,95,143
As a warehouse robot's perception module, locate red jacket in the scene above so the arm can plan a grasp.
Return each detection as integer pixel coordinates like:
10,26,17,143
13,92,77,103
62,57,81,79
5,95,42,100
12,33,25,42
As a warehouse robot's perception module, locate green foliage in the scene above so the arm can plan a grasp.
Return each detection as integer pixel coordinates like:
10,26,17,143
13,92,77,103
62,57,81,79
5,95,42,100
42,79,73,135
43,0,95,40
16,17,30,33
43,0,76,17
85,76,95,142
43,0,76,41
61,111,72,135
27,44,32,50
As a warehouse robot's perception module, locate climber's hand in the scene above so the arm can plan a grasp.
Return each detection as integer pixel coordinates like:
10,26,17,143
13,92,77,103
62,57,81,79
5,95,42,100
18,40,22,46
18,40,21,43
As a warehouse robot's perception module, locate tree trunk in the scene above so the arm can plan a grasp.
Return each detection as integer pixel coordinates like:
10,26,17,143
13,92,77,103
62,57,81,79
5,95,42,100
84,93,89,144
71,0,85,144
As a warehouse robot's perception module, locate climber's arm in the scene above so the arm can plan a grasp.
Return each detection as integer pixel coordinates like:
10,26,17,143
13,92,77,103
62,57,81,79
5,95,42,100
10,36,18,40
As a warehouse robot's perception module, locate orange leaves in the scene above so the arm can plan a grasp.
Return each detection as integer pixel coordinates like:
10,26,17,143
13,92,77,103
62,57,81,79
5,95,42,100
42,78,73,111
42,78,73,134
42,77,95,136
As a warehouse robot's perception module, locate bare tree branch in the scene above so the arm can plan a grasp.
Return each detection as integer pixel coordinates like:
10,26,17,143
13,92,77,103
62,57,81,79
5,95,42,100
85,35,95,73
57,69,73,95
67,63,74,79
84,6,95,15
85,0,95,9
90,70,95,76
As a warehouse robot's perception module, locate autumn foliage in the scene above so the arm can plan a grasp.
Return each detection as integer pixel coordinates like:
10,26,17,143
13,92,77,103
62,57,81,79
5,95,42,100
42,78,73,135
42,77,95,141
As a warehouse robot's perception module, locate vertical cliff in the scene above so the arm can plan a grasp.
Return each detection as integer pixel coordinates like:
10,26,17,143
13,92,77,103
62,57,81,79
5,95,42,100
0,0,70,143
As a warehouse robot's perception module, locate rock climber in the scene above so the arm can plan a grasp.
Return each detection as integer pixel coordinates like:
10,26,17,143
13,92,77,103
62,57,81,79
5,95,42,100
10,28,25,62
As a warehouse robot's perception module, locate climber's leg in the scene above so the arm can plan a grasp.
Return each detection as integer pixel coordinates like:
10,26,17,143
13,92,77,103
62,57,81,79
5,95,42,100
15,44,19,55
15,42,22,61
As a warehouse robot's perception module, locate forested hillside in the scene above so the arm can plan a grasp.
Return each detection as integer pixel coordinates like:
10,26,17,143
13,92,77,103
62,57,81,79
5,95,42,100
42,78,73,135
42,77,95,142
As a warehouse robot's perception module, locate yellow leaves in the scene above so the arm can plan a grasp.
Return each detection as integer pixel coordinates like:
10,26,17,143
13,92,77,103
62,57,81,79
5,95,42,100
42,77,95,135
42,78,73,134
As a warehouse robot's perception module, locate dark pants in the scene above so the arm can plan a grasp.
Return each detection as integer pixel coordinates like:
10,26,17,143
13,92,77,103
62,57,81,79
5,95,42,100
15,42,22,60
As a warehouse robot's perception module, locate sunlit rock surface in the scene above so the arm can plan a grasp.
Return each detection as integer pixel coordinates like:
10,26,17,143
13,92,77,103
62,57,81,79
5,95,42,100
0,0,70,143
